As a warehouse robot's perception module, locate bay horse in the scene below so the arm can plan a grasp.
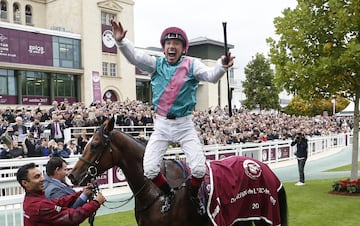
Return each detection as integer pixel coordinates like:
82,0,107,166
69,117,288,226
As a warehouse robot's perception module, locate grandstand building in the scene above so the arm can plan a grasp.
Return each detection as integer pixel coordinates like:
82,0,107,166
0,0,234,111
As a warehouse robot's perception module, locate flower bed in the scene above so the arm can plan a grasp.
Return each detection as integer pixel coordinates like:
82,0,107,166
332,178,360,194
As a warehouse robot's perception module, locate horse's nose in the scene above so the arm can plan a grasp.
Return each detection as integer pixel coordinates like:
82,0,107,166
68,174,77,185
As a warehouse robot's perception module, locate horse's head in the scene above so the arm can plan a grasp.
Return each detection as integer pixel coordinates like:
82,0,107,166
69,117,116,186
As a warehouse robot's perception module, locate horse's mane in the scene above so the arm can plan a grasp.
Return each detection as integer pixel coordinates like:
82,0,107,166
114,128,148,147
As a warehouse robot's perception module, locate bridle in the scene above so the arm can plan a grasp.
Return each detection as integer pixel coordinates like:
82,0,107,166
77,124,113,186
76,124,151,209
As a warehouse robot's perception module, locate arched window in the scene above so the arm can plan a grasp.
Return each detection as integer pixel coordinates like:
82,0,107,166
13,2,20,23
0,0,8,21
25,4,32,24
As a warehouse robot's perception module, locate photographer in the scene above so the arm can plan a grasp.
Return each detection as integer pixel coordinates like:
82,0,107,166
291,132,308,186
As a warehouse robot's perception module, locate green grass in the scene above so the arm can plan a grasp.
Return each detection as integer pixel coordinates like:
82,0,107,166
324,161,360,172
81,178,360,226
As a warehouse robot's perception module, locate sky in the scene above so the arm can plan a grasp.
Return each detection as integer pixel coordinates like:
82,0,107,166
132,0,298,77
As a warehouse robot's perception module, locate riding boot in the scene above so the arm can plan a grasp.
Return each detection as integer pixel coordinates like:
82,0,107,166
189,177,206,216
159,182,175,213
152,173,175,213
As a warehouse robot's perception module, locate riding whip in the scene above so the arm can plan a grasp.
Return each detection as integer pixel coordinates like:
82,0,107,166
222,22,232,117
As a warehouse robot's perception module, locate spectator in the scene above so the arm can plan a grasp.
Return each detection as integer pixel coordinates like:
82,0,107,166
29,119,44,142
24,134,42,157
48,100,59,118
0,117,9,136
12,116,28,143
3,140,25,159
291,132,308,186
77,129,89,152
72,114,86,135
36,138,50,157
63,111,74,128
40,108,51,122
69,140,82,155
47,114,65,143
48,140,70,158
16,162,106,226
0,143,9,159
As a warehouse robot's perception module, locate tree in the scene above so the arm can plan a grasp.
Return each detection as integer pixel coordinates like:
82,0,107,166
267,0,360,180
242,53,280,111
284,95,349,116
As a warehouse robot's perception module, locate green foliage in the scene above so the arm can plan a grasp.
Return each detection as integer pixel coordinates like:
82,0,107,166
267,0,360,180
284,95,349,116
242,53,280,110
267,0,360,101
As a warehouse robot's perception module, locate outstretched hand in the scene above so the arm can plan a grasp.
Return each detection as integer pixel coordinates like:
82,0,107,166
110,19,127,42
221,52,235,69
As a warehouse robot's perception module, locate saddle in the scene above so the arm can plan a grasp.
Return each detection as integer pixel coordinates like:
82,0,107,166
199,156,283,226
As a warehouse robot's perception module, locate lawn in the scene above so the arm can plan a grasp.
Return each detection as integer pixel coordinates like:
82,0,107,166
80,178,360,226
324,161,360,172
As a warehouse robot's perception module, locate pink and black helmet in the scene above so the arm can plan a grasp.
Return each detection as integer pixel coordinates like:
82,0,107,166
160,27,189,54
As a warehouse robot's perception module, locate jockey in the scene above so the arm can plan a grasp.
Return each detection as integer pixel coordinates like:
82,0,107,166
111,19,235,215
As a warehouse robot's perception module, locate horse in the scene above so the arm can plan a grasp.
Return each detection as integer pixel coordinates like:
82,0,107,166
69,117,288,226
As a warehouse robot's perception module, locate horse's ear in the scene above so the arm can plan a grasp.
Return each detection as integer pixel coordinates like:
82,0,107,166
103,117,115,135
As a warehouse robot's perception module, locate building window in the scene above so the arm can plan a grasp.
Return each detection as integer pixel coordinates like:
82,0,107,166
0,69,16,95
13,3,20,23
101,11,115,25
54,74,77,97
25,4,32,25
53,37,81,69
102,62,108,76
110,63,116,76
1,0,8,21
22,71,50,96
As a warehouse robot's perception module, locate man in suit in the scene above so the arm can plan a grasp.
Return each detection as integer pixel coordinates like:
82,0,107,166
47,114,65,143
44,157,93,208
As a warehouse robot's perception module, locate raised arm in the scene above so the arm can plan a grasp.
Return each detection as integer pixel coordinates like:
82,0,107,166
111,19,156,74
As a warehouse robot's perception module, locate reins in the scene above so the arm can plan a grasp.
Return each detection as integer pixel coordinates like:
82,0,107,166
77,125,151,212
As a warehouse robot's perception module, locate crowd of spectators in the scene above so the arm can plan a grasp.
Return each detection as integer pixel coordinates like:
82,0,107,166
0,99,354,159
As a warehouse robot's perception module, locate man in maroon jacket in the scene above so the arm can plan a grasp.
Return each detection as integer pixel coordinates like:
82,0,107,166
16,162,106,226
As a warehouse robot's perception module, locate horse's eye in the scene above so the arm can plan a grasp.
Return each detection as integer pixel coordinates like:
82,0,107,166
90,143,98,153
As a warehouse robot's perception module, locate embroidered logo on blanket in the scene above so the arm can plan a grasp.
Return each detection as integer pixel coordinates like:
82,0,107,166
243,159,262,180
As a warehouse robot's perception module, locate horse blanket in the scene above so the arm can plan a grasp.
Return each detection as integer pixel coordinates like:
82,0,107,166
202,156,282,226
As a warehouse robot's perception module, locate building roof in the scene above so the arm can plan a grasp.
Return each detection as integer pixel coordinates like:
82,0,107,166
189,37,234,49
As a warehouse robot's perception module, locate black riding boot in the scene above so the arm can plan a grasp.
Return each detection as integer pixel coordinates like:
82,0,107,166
159,182,175,213
189,185,206,216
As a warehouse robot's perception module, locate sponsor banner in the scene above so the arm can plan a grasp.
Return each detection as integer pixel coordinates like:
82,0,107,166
92,71,102,102
0,27,53,66
0,95,17,104
22,95,50,105
101,24,117,53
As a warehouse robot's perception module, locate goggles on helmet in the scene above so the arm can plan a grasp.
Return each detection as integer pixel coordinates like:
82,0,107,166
163,33,185,43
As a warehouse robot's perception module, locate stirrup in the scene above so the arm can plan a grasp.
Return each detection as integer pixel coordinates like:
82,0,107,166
191,196,206,216
160,190,175,213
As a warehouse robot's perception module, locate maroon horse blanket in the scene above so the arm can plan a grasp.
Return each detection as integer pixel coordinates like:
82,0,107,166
204,156,282,226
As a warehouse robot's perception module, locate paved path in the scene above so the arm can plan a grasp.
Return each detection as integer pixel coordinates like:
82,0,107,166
97,146,360,215
270,146,360,183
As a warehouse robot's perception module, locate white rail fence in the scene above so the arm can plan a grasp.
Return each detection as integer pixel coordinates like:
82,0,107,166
0,132,350,226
